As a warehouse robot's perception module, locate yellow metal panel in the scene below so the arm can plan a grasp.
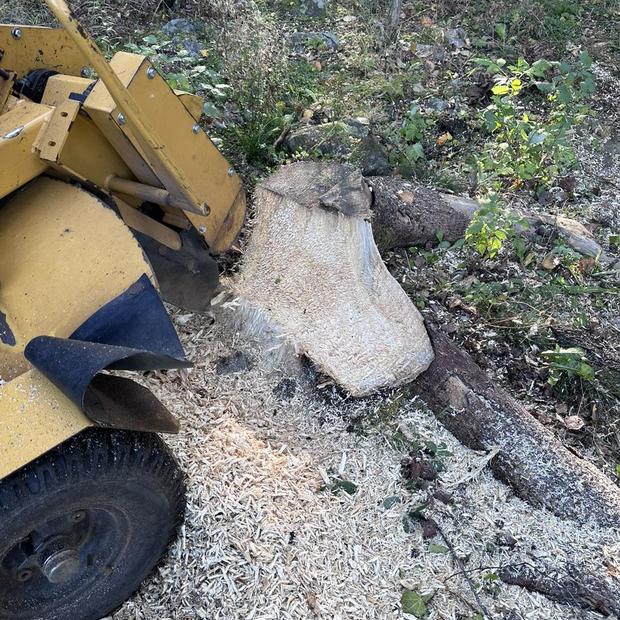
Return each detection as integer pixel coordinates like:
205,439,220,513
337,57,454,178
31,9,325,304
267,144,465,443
0,71,15,111
84,52,246,250
0,25,89,78
53,113,134,186
37,97,80,162
0,177,155,383
174,90,204,121
41,73,93,107
0,370,91,479
0,101,51,200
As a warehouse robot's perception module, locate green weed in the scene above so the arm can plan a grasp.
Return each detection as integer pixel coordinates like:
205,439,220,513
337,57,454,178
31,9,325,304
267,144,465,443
471,53,594,191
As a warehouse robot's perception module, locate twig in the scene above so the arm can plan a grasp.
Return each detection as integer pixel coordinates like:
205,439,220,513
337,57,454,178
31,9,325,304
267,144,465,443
273,125,291,150
443,447,500,489
436,523,492,619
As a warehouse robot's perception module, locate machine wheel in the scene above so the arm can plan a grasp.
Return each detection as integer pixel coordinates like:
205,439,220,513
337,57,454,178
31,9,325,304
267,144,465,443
0,428,186,620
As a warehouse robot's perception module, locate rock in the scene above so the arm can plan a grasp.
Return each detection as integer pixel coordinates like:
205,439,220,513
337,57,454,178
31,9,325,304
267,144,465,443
432,46,447,62
182,38,202,57
286,121,391,176
286,123,347,157
162,18,204,37
301,0,326,17
215,351,253,375
351,136,392,177
446,27,467,48
290,31,339,53
426,98,450,113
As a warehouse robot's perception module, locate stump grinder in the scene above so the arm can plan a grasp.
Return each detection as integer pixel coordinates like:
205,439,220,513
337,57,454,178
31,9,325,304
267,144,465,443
0,1,245,617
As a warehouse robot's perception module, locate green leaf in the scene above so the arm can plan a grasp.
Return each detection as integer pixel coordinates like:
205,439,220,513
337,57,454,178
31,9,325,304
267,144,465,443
579,50,593,69
401,590,428,617
528,130,547,145
427,543,449,554
491,84,510,96
202,101,222,118
534,81,554,94
331,479,358,495
530,59,552,77
382,495,401,509
616,464,620,477
405,143,425,162
494,23,507,40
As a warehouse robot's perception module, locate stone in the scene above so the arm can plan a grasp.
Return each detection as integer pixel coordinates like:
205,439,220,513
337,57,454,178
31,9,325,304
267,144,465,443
351,136,392,177
286,123,347,156
446,27,467,48
301,0,326,16
290,31,339,53
182,38,202,57
162,18,204,37
286,121,391,176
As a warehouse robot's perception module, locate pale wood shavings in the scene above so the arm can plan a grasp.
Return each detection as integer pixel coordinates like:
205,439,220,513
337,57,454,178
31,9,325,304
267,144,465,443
110,308,619,620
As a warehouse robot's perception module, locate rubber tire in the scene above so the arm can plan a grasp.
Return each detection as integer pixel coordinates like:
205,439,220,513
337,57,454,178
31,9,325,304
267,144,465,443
0,428,186,620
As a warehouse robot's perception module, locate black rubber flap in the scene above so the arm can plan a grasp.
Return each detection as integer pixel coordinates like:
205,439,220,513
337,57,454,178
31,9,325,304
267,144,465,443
25,274,191,413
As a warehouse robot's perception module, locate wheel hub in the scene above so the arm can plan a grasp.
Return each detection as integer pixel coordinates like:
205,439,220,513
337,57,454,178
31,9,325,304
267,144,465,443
1,510,91,587
40,547,81,584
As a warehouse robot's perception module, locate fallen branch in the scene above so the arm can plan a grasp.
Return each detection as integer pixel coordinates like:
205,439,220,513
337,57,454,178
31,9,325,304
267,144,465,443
410,323,620,529
499,562,620,617
369,176,619,268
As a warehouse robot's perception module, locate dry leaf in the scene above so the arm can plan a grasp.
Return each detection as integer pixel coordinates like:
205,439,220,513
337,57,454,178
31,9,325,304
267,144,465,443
564,415,585,431
436,132,453,146
420,16,433,27
397,189,414,204
541,253,559,270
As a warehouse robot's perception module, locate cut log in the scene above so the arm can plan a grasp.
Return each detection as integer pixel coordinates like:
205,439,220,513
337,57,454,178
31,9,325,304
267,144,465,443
411,324,620,529
369,176,617,267
234,162,434,396
499,562,620,617
369,177,477,250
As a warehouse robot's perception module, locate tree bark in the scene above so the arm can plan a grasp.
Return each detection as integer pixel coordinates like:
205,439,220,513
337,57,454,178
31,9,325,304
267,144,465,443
499,562,620,616
411,324,620,529
369,176,617,267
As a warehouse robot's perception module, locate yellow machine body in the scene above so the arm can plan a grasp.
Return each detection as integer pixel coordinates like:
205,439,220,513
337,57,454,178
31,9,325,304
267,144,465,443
0,0,246,475
0,178,157,478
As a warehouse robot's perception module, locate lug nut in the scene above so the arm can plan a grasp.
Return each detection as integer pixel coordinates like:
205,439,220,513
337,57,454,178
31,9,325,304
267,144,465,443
192,124,201,134
116,112,126,125
146,67,157,79
12,28,22,39
227,168,234,177
198,225,206,234
17,569,32,582
71,510,86,522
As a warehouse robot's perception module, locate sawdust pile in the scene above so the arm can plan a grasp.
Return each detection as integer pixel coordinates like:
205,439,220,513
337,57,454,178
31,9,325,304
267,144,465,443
106,308,620,620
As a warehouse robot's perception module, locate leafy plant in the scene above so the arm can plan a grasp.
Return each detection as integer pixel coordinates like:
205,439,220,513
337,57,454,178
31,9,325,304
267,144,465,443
471,52,595,190
397,103,436,175
541,346,595,387
465,193,526,258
